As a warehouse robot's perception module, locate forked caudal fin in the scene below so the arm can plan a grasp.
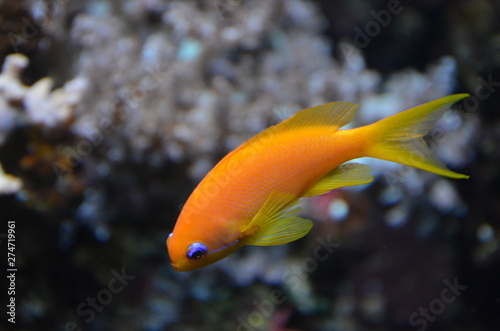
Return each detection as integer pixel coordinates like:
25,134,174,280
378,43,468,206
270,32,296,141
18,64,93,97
363,94,470,179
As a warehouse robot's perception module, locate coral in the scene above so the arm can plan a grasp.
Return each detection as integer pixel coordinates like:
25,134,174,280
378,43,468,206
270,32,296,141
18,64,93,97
0,162,22,194
0,53,26,144
0,53,28,100
62,0,464,182
0,53,89,139
24,76,88,127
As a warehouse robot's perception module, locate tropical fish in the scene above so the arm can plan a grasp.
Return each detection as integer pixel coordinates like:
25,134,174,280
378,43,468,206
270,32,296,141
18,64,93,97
167,94,470,271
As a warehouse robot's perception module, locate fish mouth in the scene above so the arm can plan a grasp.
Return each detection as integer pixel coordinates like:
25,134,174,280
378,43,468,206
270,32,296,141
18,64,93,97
171,261,184,272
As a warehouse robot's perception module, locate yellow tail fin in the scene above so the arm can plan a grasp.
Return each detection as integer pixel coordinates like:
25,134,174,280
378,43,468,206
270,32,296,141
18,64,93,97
364,94,470,179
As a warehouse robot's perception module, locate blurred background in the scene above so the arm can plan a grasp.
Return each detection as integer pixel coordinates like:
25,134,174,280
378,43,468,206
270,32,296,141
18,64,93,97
0,0,499,330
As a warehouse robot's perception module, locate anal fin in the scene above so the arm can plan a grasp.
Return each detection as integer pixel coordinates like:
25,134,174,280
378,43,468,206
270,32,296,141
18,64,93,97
303,162,374,197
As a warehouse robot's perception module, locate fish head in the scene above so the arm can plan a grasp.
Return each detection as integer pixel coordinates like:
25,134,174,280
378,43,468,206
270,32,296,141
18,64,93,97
166,213,246,271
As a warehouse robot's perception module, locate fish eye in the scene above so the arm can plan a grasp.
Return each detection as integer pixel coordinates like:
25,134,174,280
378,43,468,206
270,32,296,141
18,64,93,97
187,242,207,260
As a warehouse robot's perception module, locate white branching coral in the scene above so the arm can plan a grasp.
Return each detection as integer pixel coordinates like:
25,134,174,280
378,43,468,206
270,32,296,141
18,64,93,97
0,53,89,142
0,163,22,194
0,54,28,145
24,76,88,127
0,53,29,101
66,0,467,180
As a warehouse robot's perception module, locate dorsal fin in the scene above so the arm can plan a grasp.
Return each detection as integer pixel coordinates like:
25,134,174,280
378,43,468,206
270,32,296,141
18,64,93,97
238,102,359,149
280,102,359,131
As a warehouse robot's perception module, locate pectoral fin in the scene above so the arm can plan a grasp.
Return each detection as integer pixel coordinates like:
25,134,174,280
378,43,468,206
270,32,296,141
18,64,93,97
241,191,313,246
303,162,374,197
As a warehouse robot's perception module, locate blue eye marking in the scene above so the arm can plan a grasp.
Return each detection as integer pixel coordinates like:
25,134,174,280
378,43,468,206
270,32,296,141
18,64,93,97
187,242,207,260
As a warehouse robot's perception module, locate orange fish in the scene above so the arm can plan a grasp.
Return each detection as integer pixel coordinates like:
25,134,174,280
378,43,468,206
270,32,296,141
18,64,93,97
167,94,469,271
